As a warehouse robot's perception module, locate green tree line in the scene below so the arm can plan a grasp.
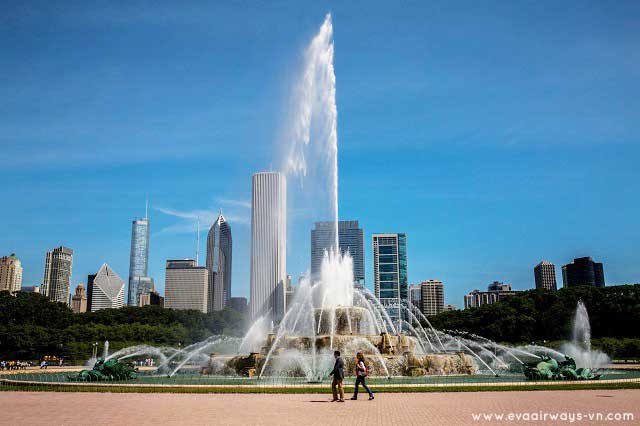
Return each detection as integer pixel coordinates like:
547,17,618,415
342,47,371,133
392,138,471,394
428,284,640,358
0,291,246,362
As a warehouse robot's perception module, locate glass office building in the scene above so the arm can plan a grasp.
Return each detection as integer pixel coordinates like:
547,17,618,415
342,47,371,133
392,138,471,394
128,218,151,306
206,212,233,312
310,220,364,285
372,233,407,327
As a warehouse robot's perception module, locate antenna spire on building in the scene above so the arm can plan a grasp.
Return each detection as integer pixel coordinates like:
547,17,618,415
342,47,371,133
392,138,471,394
196,218,200,266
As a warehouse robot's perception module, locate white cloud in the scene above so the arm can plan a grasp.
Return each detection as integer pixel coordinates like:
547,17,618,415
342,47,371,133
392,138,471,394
155,205,249,235
217,198,251,209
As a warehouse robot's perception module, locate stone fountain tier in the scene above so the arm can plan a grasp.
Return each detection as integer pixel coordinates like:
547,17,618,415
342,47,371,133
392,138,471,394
217,349,475,377
314,306,373,335
203,307,476,377
210,328,476,377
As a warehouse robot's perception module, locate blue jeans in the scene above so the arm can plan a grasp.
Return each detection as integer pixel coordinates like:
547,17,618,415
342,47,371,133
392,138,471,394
353,375,373,398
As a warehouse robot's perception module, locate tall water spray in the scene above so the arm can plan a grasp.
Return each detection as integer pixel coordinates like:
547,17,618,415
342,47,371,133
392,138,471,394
560,300,610,369
572,300,591,353
284,13,340,250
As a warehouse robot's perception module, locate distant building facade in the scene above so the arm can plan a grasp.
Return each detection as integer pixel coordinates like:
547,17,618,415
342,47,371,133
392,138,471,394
206,212,232,312
21,285,40,293
534,261,557,290
464,281,518,309
250,172,287,321
420,279,444,317
284,275,296,311
42,246,73,304
71,284,88,313
444,304,457,312
311,221,365,285
164,259,208,313
87,264,125,311
0,253,23,292
372,233,408,325
408,284,422,311
139,289,163,307
562,257,605,288
229,297,248,314
128,217,152,306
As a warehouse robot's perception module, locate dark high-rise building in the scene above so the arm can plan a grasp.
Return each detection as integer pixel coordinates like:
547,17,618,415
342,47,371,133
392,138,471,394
311,221,365,285
534,261,557,290
562,257,605,288
206,212,232,312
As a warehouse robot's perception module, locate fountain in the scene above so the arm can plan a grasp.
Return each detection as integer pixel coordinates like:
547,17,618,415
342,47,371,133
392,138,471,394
559,300,610,369
117,16,605,382
39,15,623,387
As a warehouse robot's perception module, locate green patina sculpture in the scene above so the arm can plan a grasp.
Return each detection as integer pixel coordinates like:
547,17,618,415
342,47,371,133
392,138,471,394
522,356,601,381
68,357,137,381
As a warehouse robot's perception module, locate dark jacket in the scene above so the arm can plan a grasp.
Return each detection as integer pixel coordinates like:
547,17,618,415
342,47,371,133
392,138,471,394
330,356,345,380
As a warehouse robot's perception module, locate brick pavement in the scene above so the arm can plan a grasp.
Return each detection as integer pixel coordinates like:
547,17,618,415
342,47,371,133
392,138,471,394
1,390,638,426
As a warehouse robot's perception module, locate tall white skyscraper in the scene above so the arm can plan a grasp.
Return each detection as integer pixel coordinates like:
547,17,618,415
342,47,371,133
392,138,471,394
250,172,287,321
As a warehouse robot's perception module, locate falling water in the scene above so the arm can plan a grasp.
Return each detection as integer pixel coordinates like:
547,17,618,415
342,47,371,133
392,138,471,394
85,16,617,382
560,300,610,369
572,300,591,352
284,13,339,249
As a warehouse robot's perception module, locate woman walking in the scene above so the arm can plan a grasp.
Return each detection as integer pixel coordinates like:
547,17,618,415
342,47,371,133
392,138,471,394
351,352,374,400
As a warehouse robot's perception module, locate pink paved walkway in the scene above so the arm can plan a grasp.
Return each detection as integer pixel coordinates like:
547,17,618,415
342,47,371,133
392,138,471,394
1,390,638,426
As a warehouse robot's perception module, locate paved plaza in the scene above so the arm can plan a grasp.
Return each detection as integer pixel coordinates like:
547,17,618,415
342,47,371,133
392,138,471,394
1,389,638,426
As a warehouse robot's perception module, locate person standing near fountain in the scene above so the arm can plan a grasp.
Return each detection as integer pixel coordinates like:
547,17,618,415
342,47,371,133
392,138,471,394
351,352,374,401
329,350,345,402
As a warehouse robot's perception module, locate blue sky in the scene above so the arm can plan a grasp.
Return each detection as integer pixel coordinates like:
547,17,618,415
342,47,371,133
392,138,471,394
1,1,639,307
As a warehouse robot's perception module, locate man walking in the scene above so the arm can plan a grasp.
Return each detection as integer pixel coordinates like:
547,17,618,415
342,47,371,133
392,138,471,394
329,350,345,402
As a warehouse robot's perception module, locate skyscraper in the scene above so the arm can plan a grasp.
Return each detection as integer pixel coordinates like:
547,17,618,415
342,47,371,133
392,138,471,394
128,213,151,306
372,233,407,325
420,279,444,317
562,257,605,288
206,212,232,312
87,264,125,311
534,261,557,290
164,259,208,313
71,283,88,313
310,220,364,285
408,283,422,311
42,246,73,304
0,253,22,293
250,171,287,322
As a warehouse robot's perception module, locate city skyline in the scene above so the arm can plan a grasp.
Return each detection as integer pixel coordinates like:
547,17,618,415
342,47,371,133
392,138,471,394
2,2,639,307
